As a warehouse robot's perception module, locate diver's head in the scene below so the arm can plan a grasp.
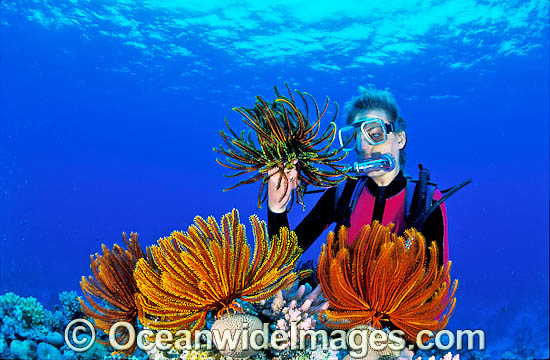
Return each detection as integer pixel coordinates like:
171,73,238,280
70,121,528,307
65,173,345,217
343,86,407,180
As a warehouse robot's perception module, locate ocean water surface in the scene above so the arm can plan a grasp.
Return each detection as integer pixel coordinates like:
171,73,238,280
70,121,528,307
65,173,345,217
1,0,549,359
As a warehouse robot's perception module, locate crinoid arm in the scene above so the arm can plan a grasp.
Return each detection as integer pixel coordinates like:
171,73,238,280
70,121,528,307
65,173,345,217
213,84,350,209
318,222,458,343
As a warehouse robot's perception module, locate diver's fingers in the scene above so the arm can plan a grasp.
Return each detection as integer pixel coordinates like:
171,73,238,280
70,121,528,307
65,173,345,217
267,172,293,212
267,169,283,187
273,172,297,193
280,186,292,203
267,171,285,196
268,162,298,182
285,171,298,190
267,166,280,178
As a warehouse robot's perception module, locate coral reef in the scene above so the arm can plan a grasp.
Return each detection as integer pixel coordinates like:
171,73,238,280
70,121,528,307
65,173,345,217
0,291,117,360
272,347,339,360
0,293,46,329
179,349,222,360
61,333,112,360
0,337,8,359
147,346,222,360
318,222,457,343
214,84,348,208
0,292,54,341
248,280,330,359
134,209,310,334
255,280,329,350
58,291,83,323
10,339,35,360
80,231,154,357
412,352,460,360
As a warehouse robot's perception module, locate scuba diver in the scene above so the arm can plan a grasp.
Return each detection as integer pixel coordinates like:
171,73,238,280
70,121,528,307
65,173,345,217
267,86,469,266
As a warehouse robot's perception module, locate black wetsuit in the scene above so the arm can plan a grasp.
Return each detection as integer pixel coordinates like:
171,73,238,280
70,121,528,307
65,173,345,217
267,171,446,266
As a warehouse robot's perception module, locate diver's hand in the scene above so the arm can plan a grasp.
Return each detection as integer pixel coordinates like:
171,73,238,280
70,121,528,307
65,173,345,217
267,160,298,213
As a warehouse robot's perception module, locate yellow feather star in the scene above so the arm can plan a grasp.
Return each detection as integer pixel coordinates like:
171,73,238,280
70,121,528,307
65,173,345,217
134,209,310,332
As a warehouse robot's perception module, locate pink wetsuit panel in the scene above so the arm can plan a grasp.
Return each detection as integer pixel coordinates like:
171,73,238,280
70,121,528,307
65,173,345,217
346,186,449,266
347,187,407,245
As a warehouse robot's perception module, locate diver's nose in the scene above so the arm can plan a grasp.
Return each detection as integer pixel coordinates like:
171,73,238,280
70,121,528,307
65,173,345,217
357,139,374,153
356,145,373,159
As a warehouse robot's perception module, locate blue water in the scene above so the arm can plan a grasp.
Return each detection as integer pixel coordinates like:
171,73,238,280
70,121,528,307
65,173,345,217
1,0,548,358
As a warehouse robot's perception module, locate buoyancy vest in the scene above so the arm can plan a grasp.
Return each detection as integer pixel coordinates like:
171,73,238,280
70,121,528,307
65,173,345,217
334,176,450,265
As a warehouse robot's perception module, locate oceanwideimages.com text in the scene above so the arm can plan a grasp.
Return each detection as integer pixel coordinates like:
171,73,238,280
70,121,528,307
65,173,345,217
65,319,486,357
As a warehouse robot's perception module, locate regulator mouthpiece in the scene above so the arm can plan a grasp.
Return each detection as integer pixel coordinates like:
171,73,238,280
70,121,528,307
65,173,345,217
346,154,395,176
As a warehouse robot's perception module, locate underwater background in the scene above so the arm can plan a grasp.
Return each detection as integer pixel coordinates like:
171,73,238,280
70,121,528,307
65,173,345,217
1,0,549,359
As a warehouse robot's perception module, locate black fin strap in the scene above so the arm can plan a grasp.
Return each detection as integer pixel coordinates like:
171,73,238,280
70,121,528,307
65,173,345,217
420,178,472,224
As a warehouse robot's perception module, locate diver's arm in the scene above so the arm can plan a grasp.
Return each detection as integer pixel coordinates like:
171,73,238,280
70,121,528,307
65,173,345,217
267,208,291,239
267,187,337,251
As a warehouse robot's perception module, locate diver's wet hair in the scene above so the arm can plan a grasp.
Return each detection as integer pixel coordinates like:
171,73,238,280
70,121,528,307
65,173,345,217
344,85,400,124
345,85,407,167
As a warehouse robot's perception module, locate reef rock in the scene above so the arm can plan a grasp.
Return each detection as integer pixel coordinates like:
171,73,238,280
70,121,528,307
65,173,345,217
36,342,62,359
44,332,64,347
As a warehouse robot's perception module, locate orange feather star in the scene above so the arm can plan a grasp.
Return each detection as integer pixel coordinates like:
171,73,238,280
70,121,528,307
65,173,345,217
79,232,154,357
318,221,457,343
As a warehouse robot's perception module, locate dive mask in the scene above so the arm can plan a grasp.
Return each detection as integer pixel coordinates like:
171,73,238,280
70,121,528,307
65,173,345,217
338,117,396,152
